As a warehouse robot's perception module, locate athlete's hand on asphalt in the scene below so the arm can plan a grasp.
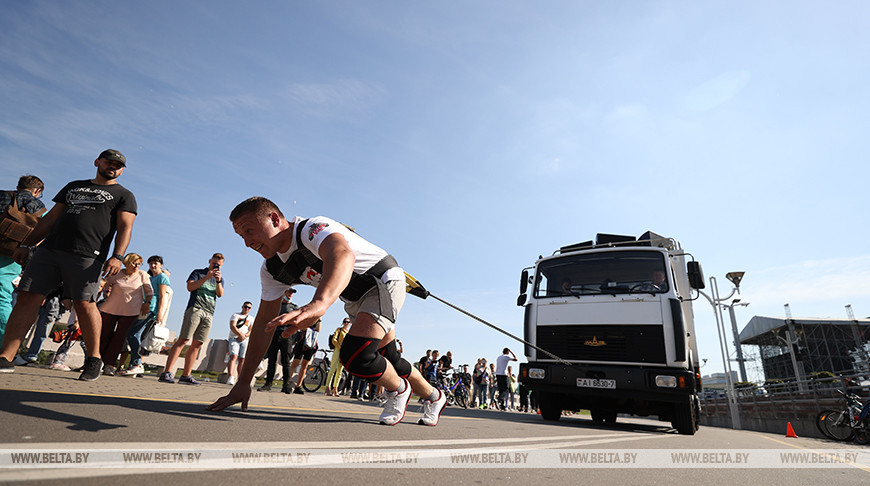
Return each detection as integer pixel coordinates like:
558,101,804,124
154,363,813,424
206,383,251,412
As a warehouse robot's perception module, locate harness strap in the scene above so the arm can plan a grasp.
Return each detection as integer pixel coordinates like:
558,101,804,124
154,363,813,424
265,218,399,302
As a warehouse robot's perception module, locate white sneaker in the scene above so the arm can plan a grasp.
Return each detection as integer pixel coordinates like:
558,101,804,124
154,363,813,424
49,363,71,371
418,389,447,426
120,364,145,376
379,377,411,425
226,375,237,386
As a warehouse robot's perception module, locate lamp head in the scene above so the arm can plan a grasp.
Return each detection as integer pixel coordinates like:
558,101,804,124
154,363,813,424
726,271,745,288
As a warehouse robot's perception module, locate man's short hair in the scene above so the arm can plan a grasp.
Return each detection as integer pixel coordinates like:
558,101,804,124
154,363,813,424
212,253,224,260
503,348,510,354
243,301,253,307
147,255,163,264
229,196,285,223
17,175,44,191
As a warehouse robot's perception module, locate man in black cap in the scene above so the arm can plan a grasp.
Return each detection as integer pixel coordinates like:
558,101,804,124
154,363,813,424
0,149,138,381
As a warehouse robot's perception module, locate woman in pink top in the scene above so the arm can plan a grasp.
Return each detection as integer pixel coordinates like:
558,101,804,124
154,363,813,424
99,253,153,375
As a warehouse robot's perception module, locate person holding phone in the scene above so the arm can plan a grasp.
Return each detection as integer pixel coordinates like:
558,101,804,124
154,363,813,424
159,253,225,385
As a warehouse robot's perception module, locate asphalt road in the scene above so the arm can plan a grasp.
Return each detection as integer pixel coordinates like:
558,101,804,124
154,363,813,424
1,366,869,485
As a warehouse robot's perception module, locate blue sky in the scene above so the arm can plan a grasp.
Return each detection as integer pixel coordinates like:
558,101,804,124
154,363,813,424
2,1,869,380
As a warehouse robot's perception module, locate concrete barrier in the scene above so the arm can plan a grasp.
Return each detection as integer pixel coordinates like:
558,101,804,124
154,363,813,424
700,414,826,439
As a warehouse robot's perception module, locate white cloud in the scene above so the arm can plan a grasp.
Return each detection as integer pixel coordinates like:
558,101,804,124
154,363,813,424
683,70,752,113
604,103,647,123
284,79,383,109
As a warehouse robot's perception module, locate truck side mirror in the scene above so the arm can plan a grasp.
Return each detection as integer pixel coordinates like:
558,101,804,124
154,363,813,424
517,269,530,306
687,261,705,289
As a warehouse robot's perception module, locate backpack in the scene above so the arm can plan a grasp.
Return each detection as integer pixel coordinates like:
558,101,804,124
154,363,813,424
140,319,170,355
302,328,318,350
0,191,40,258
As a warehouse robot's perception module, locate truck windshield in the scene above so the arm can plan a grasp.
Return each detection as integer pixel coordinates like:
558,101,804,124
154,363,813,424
535,250,669,297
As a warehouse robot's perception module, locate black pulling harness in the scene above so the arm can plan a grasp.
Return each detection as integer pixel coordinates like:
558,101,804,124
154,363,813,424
265,219,398,303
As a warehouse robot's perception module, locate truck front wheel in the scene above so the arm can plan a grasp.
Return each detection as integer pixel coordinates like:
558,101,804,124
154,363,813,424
671,396,698,435
537,392,562,421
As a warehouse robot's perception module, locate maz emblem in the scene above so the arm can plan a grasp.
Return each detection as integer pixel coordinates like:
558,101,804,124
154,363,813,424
584,336,607,347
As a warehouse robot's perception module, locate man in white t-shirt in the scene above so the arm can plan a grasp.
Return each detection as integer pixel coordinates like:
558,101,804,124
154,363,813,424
208,197,447,426
225,301,254,386
495,348,517,410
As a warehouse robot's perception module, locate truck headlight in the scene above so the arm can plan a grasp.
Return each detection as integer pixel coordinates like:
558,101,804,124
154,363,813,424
528,368,546,379
655,375,677,388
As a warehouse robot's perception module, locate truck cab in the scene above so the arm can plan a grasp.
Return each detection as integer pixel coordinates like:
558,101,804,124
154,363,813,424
517,232,705,435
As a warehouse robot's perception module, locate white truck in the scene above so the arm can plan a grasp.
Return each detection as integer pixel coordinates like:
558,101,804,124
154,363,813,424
517,232,705,435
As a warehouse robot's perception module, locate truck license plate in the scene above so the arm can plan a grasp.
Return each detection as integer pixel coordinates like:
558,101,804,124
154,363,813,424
577,378,616,389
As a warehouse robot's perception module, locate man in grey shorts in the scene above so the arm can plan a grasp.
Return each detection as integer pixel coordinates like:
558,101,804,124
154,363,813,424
159,253,224,385
0,149,137,381
208,197,447,426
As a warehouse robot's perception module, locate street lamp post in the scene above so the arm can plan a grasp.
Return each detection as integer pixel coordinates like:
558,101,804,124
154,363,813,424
723,299,750,383
698,272,745,430
781,304,806,391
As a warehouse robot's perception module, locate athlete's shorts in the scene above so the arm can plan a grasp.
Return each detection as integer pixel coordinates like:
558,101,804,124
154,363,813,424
343,278,406,335
17,248,103,302
291,341,316,361
228,336,249,358
179,306,213,343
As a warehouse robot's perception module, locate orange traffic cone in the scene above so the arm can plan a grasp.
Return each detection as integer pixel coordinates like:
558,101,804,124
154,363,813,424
786,422,798,438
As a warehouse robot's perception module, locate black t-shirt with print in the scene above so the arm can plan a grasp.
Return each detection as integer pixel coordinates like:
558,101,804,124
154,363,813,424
439,355,452,371
42,179,137,259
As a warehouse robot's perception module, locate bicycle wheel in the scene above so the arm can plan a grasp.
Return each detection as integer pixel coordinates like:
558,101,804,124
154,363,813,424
302,366,325,393
816,410,838,439
456,388,468,409
822,409,855,441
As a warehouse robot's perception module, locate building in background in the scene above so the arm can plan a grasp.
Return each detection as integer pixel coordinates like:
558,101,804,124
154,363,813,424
739,316,870,382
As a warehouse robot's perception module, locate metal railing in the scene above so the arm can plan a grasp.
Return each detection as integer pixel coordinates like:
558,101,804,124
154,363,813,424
699,373,870,421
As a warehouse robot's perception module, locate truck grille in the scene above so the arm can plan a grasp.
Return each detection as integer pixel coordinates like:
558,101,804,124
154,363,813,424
535,325,666,363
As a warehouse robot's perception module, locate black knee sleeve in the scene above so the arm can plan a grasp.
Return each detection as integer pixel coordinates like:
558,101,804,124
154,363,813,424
340,335,387,380
379,340,412,378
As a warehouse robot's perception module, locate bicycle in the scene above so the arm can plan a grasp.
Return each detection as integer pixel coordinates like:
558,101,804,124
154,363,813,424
816,389,869,442
301,349,332,393
436,368,471,409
